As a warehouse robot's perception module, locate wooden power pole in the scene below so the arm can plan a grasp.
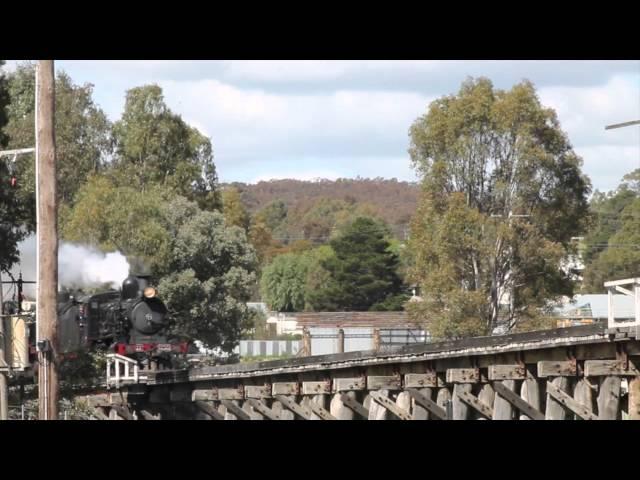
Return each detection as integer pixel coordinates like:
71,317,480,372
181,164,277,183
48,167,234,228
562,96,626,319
0,272,7,420
36,60,59,420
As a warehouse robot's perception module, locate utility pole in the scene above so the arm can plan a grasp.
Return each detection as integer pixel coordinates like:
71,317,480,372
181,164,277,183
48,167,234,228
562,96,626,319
0,271,7,420
35,60,58,420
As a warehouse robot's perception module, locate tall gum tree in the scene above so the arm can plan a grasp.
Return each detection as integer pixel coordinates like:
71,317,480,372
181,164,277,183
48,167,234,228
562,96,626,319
112,84,221,211
407,77,591,338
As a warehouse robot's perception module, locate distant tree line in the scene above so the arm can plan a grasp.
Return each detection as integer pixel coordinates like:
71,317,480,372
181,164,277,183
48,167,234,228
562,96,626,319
227,177,419,242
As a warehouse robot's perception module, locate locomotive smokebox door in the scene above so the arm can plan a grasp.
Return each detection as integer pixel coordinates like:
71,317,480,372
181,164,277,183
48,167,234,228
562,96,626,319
130,298,168,336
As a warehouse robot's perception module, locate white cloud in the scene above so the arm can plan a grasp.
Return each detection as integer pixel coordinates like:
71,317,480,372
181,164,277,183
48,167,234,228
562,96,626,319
4,60,638,192
221,61,639,95
575,145,640,192
539,75,640,148
157,78,433,176
159,73,638,191
223,60,443,83
52,60,640,94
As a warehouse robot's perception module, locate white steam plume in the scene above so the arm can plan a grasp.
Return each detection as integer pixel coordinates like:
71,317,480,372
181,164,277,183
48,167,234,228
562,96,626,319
58,243,130,290
7,235,130,299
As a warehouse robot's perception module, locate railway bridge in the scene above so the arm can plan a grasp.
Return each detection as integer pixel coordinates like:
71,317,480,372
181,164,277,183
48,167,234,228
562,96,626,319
84,322,640,420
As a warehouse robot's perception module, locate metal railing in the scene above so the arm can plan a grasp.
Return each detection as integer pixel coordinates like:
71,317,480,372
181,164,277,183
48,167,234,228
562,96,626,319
605,278,640,329
303,328,430,356
106,353,142,388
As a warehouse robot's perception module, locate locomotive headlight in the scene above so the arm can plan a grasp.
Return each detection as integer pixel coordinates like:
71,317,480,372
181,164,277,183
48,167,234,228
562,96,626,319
143,287,157,299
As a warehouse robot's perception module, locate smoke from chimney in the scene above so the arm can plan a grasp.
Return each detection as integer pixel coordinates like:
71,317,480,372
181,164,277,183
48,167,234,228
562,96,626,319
7,235,130,299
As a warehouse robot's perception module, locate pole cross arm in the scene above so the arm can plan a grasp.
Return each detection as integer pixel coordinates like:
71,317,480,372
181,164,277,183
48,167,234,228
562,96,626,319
0,148,36,157
605,120,640,130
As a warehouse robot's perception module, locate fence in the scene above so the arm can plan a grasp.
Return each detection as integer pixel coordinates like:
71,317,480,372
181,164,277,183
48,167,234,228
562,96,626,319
236,340,301,358
307,327,430,356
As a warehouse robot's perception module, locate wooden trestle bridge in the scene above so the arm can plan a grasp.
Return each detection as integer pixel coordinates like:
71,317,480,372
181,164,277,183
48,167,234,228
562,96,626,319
85,321,640,420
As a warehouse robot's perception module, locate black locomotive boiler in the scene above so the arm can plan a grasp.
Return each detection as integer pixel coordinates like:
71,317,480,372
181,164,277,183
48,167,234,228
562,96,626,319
57,274,187,365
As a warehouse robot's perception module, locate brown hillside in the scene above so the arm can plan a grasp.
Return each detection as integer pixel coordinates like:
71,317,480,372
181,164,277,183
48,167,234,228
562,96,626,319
225,178,419,237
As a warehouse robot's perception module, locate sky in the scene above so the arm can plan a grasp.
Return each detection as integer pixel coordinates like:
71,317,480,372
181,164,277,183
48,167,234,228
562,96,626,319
5,60,640,192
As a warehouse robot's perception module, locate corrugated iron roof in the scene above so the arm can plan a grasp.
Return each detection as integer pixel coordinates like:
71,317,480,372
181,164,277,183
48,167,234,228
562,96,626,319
296,311,415,328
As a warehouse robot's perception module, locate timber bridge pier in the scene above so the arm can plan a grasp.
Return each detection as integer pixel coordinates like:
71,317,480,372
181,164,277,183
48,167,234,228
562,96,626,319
87,322,640,420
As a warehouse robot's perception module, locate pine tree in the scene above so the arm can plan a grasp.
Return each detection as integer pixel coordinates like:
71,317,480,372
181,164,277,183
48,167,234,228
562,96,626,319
309,217,404,311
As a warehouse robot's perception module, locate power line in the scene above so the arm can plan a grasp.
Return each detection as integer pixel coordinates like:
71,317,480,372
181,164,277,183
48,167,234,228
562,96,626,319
591,213,640,219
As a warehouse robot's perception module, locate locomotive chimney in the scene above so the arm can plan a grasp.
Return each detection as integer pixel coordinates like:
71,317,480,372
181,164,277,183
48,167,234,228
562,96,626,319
122,273,152,299
127,255,153,294
135,275,150,293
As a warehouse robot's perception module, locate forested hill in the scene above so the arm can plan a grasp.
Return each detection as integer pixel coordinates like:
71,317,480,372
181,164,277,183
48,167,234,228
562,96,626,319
225,178,420,236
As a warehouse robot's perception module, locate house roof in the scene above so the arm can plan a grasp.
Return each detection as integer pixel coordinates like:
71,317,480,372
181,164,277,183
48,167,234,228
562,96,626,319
296,311,415,328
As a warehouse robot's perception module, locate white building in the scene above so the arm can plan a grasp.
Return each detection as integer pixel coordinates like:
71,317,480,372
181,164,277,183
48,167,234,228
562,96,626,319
247,302,302,336
266,312,302,336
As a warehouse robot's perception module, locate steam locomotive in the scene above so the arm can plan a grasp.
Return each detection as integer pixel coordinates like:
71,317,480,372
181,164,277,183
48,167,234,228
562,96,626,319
56,274,188,367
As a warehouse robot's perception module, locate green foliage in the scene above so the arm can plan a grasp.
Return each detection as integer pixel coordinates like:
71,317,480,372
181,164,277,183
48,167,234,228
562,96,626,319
63,180,258,352
152,197,258,351
58,350,107,389
243,185,410,303
581,169,640,291
0,60,28,271
61,175,172,266
0,60,8,147
407,77,591,338
259,243,342,313
370,292,411,311
248,219,276,265
291,197,382,243
260,252,310,312
300,198,349,240
255,200,288,235
221,186,250,231
111,84,221,210
308,217,404,311
246,309,273,339
583,197,640,292
302,245,335,311
4,62,112,210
